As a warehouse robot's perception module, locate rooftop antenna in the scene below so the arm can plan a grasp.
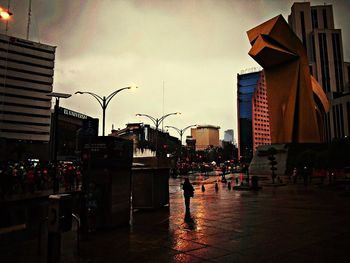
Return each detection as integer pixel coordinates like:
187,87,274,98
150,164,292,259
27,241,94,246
26,0,32,40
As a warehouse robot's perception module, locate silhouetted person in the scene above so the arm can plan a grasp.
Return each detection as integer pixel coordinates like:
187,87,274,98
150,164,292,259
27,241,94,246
215,182,219,192
292,167,297,184
183,178,194,215
201,184,205,192
228,181,231,190
302,166,309,186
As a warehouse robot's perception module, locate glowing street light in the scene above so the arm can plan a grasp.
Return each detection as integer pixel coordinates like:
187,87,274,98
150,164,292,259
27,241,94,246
75,85,138,136
0,7,12,20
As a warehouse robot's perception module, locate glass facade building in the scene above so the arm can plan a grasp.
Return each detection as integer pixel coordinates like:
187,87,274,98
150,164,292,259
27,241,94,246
237,71,261,161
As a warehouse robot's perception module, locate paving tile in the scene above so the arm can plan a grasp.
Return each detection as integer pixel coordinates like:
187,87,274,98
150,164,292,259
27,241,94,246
185,246,232,260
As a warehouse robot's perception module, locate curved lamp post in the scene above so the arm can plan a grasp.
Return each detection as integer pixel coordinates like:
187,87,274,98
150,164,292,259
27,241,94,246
75,86,137,136
165,125,197,145
136,112,181,156
165,125,197,161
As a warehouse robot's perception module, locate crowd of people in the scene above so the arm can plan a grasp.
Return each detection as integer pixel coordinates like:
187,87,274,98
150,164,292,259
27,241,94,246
0,160,82,199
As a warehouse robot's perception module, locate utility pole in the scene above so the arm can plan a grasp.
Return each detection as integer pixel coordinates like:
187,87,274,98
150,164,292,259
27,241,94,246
26,0,32,40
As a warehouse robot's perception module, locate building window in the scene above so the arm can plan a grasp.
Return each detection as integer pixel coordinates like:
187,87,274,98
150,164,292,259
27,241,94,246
319,33,330,92
311,9,318,29
332,33,344,93
322,9,328,29
347,102,350,136
339,104,344,138
332,106,338,138
311,34,316,62
300,11,307,50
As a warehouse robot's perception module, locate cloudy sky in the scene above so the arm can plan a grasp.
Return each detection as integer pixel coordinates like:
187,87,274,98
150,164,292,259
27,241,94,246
1,0,349,141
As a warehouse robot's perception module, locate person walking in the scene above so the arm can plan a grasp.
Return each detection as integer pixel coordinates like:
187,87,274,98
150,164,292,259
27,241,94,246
182,178,194,216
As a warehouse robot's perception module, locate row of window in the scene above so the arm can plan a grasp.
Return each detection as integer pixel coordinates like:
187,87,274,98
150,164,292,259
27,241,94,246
0,110,50,119
0,73,53,86
0,38,55,55
0,119,50,127
0,92,51,102
0,128,49,135
311,8,329,30
1,101,50,110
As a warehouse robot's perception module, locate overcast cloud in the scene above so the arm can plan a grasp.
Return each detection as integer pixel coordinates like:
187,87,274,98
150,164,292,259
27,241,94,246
1,0,349,141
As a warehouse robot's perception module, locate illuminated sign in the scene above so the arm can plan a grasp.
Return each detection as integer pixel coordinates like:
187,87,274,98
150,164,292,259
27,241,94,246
62,108,88,119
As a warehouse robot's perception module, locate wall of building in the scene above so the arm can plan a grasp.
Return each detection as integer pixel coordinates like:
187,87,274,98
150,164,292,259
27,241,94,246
237,71,261,160
288,2,350,141
0,34,55,142
191,125,220,151
252,72,271,152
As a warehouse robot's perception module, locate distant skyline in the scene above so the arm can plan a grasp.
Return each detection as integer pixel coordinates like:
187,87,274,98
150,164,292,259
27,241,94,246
1,0,349,139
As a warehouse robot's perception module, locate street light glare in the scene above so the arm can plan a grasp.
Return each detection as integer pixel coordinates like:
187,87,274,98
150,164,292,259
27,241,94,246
128,85,138,92
0,8,12,20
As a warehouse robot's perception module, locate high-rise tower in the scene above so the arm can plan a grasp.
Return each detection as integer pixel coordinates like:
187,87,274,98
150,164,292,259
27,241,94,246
288,2,350,141
0,34,56,160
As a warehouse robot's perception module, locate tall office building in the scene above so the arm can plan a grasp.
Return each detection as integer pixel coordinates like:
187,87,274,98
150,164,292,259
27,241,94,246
237,70,271,161
288,2,350,141
223,129,234,143
0,34,56,160
251,72,271,151
191,125,220,151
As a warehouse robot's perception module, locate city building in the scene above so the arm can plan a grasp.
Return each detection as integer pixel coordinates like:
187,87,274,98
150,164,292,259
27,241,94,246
0,34,56,160
190,125,220,151
53,107,98,160
110,123,180,158
223,129,234,143
288,2,350,141
237,71,261,161
251,72,271,151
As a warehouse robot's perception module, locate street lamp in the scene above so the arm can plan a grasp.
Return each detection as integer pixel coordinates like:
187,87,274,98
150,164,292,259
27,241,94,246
165,125,197,145
165,125,197,162
47,92,72,194
75,85,137,136
136,112,181,156
0,7,12,20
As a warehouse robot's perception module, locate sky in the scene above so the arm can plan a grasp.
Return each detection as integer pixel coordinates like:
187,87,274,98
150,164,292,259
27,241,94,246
1,0,349,141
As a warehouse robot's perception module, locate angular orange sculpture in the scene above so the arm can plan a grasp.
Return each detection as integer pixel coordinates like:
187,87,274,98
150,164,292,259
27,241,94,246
247,15,329,143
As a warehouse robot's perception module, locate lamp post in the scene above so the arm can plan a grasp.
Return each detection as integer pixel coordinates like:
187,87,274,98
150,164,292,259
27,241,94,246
165,125,197,145
136,112,181,157
75,86,137,136
165,125,197,161
47,92,72,194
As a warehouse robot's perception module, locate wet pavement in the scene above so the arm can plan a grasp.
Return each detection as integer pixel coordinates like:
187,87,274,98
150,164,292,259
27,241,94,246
2,174,350,262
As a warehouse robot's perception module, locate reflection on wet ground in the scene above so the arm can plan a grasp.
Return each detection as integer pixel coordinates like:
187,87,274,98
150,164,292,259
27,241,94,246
2,173,350,262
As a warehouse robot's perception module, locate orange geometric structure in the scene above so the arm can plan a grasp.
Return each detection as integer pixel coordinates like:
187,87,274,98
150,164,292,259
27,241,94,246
247,15,329,143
